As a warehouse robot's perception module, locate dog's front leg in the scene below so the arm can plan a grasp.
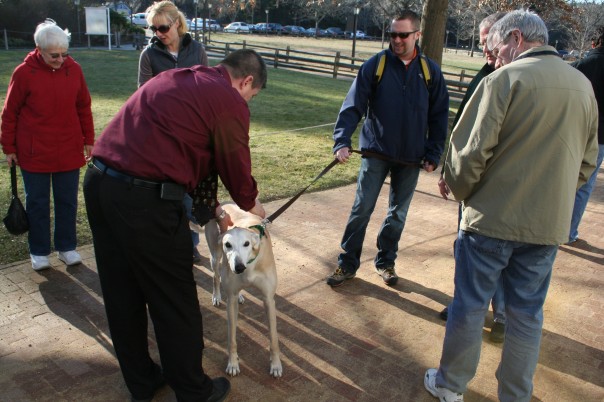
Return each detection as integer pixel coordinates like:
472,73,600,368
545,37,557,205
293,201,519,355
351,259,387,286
225,294,241,376
264,296,283,378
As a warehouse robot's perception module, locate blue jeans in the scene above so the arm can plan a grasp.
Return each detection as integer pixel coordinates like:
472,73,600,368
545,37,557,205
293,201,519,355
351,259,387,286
457,204,506,323
436,231,557,402
21,168,80,256
338,157,420,271
569,144,604,242
183,194,200,247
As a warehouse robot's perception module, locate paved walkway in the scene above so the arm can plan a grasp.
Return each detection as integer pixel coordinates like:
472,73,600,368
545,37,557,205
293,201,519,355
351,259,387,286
1,170,603,402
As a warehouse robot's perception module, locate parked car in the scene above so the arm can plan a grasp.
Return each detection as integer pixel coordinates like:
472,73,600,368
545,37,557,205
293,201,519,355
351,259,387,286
189,18,221,32
305,27,325,37
131,13,148,27
223,22,250,33
283,25,305,36
347,30,366,39
267,23,285,34
325,27,345,38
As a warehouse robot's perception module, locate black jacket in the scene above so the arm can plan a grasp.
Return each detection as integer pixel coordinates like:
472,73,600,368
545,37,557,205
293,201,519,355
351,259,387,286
573,47,604,144
138,33,209,87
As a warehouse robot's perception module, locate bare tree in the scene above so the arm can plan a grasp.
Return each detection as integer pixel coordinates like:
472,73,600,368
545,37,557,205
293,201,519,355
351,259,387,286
566,1,604,55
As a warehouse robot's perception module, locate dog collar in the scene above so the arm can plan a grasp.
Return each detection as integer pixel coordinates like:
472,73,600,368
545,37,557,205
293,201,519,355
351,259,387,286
248,224,266,239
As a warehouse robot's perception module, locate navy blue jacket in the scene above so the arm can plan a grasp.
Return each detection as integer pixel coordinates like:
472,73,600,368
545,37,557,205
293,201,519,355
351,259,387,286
333,46,449,165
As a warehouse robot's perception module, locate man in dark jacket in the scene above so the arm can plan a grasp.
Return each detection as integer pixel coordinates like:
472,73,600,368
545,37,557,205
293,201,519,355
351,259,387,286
568,25,604,244
327,10,449,287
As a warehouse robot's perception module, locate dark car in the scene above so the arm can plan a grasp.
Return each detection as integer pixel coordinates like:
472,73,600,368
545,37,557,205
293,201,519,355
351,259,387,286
326,27,345,38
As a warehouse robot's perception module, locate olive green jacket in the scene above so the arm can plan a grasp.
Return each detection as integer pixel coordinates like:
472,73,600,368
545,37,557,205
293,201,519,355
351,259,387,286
444,46,599,245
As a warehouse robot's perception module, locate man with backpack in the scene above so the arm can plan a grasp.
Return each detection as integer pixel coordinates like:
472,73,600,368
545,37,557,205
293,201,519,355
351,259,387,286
327,10,449,287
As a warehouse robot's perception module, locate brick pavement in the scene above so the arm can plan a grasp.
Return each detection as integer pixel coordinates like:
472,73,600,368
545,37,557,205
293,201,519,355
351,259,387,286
1,170,603,401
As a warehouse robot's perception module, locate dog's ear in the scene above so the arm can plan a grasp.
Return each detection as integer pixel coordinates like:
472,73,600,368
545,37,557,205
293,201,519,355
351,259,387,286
250,232,261,251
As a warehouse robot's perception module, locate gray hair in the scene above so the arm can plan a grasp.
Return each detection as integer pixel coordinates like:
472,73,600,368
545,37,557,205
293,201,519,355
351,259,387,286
479,12,507,31
34,19,70,50
488,10,548,47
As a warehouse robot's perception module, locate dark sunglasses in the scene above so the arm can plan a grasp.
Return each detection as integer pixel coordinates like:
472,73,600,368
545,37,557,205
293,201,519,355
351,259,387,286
49,52,69,59
150,23,173,34
389,30,418,39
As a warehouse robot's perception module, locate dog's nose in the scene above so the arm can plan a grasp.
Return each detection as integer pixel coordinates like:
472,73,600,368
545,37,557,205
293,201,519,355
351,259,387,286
235,263,246,274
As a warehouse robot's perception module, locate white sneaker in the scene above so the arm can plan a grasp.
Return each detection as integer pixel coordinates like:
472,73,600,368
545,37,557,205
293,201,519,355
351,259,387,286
31,254,51,271
424,368,464,402
58,250,82,266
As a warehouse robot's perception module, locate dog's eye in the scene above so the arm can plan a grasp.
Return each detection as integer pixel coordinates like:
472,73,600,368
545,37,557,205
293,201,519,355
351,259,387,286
243,241,250,247
225,242,232,249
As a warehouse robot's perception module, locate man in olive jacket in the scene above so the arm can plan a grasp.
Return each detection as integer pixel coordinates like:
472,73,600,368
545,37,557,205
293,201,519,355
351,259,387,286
425,11,598,402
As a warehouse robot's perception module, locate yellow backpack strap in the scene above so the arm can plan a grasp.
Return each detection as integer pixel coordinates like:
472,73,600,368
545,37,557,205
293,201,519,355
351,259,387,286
376,51,387,84
420,55,432,89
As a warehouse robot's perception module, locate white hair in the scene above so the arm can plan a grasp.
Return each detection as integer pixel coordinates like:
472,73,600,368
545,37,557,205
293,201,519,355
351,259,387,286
34,19,71,50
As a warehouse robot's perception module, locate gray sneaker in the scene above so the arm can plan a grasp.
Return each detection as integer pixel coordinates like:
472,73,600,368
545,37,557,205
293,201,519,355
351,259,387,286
326,267,355,287
376,266,398,286
424,368,463,402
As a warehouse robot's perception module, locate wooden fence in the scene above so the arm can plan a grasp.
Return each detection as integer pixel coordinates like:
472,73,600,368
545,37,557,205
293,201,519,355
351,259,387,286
204,39,477,111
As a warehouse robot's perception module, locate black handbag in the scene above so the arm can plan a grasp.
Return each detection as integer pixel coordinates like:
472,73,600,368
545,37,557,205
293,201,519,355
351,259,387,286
3,165,29,235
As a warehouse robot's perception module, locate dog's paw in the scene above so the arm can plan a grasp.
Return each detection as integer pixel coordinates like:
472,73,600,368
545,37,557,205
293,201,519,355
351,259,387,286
238,293,245,304
226,359,240,376
212,293,222,307
269,359,283,378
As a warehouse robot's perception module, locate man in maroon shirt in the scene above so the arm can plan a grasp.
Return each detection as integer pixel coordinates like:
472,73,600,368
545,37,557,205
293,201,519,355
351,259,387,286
83,49,267,402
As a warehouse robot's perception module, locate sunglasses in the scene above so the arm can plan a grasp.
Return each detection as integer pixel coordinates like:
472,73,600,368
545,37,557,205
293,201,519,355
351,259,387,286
49,52,69,59
150,23,173,34
389,30,418,39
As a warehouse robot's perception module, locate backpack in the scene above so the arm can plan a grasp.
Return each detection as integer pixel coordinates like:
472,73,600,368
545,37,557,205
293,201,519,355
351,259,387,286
371,50,432,94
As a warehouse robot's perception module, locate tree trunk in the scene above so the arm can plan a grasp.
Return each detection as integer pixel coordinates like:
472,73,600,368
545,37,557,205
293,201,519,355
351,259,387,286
419,0,449,66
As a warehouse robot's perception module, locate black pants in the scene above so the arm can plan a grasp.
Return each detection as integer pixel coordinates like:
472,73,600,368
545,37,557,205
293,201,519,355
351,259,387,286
83,167,213,401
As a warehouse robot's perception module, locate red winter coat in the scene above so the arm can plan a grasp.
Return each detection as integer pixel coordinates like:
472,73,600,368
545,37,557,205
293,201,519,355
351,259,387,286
1,49,94,173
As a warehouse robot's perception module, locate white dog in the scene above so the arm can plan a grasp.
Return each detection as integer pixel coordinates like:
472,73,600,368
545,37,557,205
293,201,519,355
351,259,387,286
204,203,282,378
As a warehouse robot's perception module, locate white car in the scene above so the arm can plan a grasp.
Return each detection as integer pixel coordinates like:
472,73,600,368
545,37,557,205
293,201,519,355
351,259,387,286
131,13,148,27
223,22,250,33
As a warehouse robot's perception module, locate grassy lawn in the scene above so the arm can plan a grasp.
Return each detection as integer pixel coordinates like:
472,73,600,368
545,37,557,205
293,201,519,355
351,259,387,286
0,40,483,265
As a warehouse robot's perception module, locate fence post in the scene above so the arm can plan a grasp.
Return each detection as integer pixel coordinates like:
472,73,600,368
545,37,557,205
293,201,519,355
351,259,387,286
242,40,246,49
4,29,8,50
226,43,230,56
286,46,290,63
274,49,279,69
333,51,341,78
459,69,466,91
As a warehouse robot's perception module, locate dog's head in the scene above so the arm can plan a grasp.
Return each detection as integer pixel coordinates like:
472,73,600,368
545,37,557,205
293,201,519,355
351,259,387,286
220,227,261,274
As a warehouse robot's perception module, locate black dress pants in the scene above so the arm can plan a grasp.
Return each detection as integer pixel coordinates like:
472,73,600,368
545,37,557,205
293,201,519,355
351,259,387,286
83,167,213,401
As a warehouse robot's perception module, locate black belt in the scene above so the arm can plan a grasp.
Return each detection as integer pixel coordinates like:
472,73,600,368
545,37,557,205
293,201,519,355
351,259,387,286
91,158,162,190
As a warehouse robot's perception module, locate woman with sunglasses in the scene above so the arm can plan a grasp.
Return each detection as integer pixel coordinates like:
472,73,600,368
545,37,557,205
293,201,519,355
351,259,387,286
0,19,94,271
138,1,209,87
138,1,210,264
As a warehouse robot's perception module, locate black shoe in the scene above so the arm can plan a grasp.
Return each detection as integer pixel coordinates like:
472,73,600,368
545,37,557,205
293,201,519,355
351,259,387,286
439,307,448,321
193,247,202,265
130,377,166,402
489,321,505,343
206,377,231,402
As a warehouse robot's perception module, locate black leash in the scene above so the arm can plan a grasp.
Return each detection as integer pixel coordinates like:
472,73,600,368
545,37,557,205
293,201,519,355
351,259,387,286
264,149,422,224
265,158,339,223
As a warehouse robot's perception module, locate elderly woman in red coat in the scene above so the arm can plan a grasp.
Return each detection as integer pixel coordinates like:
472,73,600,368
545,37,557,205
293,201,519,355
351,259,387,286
0,19,94,271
